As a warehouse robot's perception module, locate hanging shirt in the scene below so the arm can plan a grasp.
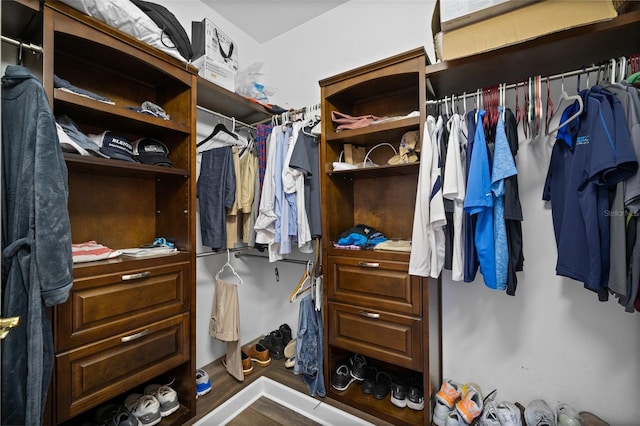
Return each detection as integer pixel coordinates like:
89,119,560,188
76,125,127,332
442,113,467,281
491,107,518,291
464,110,480,282
289,125,322,238
464,110,497,289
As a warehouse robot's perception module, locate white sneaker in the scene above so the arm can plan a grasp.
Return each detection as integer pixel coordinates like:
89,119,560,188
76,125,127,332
125,394,161,426
196,368,212,398
496,401,523,426
144,384,179,417
556,403,583,426
479,400,501,426
525,399,556,426
445,410,467,426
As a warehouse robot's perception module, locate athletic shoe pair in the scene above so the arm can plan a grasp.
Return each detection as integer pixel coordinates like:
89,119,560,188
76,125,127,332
524,399,584,426
390,375,424,410
124,383,179,426
433,380,484,425
331,353,368,391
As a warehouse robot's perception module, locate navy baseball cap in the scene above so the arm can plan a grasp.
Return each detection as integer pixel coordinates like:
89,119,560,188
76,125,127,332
132,138,173,167
89,131,135,162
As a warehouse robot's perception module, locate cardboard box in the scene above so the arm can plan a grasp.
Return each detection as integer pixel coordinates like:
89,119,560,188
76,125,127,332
192,18,238,90
440,0,539,32
433,0,617,62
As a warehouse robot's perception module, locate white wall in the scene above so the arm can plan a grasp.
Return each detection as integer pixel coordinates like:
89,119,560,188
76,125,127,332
158,1,640,423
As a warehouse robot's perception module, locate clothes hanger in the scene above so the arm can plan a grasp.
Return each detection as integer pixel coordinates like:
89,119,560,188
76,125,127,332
289,260,313,302
544,76,554,136
216,250,243,285
546,74,584,136
197,120,239,148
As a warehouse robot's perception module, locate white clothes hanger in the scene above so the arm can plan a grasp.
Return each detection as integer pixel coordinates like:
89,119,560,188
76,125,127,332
216,250,243,285
546,74,584,136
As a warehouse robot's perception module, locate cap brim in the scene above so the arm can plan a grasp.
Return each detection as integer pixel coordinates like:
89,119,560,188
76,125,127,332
100,148,136,162
137,154,173,167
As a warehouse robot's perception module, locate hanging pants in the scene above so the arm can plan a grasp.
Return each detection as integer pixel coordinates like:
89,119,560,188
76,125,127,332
209,278,243,381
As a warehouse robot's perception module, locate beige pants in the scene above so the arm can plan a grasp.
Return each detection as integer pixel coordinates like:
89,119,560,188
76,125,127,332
209,278,243,381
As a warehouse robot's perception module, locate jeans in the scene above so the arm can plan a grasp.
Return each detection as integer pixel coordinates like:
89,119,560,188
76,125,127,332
294,293,325,397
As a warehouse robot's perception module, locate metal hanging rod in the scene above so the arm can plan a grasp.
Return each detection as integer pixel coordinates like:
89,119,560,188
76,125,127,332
234,251,310,265
426,63,603,105
196,105,256,130
196,247,248,258
1,35,42,54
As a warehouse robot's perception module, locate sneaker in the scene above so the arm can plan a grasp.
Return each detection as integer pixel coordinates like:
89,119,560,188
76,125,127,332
244,343,271,367
496,401,523,426
479,400,501,426
373,370,393,400
525,399,556,426
125,394,161,426
284,355,295,368
259,330,284,360
349,353,367,381
284,338,297,359
455,384,483,424
556,403,583,426
407,382,424,411
196,369,212,398
446,409,467,426
577,411,609,426
144,384,179,417
390,380,408,408
95,404,139,426
111,407,141,426
279,323,292,346
332,363,356,391
434,379,463,425
360,366,379,394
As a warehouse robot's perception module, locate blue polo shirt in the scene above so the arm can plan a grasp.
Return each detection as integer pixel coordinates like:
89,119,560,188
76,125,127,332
543,88,637,295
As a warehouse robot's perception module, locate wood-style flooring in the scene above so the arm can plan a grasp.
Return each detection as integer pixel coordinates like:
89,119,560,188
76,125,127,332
183,352,395,426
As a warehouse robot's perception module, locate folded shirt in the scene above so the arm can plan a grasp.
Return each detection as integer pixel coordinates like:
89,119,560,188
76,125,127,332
72,241,122,263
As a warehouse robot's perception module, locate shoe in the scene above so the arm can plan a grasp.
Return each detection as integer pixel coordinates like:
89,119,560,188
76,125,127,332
434,379,463,425
455,384,483,424
557,403,583,426
446,409,467,426
95,404,137,426
245,343,271,366
222,351,254,375
124,394,161,426
196,369,212,398
373,370,393,400
332,363,356,391
578,412,609,426
259,330,284,360
525,399,556,426
111,407,140,426
496,401,523,426
479,400,502,426
279,323,292,346
284,339,297,358
285,355,295,368
349,353,367,381
360,366,378,394
407,382,424,411
144,384,179,417
390,380,408,408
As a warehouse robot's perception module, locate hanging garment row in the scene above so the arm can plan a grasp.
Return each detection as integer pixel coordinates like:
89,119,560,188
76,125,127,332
196,104,322,263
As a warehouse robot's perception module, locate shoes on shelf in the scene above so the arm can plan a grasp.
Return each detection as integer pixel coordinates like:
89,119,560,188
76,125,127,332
144,383,179,417
244,343,272,367
373,370,393,400
196,368,212,398
525,399,556,426
360,366,379,395
259,330,284,360
557,403,583,426
433,379,463,425
496,401,523,426
406,381,424,411
349,353,367,381
455,383,483,424
124,393,161,426
279,323,292,347
111,407,139,426
390,379,408,409
331,363,356,391
284,338,297,359
95,403,136,426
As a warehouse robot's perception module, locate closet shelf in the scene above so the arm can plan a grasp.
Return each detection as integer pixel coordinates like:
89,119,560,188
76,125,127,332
71,251,191,274
325,116,420,145
426,9,640,97
63,153,190,178
54,89,191,135
196,76,272,124
327,162,420,179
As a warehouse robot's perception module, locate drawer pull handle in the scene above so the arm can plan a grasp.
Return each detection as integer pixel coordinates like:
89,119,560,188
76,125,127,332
121,329,150,343
358,262,379,268
359,311,381,319
121,271,151,281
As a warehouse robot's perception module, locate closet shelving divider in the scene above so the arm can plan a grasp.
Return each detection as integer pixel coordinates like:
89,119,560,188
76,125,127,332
196,76,272,124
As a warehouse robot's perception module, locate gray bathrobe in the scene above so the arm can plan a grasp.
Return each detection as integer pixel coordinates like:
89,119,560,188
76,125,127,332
1,65,73,425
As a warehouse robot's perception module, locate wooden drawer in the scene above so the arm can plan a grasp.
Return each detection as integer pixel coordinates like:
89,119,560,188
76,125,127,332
54,313,189,422
328,302,422,370
327,255,422,315
56,261,190,351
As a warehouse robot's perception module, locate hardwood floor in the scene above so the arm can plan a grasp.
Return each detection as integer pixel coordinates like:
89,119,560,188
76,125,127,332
183,352,395,426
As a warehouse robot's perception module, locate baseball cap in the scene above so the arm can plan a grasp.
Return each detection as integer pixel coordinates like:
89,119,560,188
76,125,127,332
56,115,108,158
132,138,173,167
89,131,136,162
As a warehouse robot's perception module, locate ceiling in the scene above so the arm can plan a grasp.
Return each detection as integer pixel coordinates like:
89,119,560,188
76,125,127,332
201,0,348,43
